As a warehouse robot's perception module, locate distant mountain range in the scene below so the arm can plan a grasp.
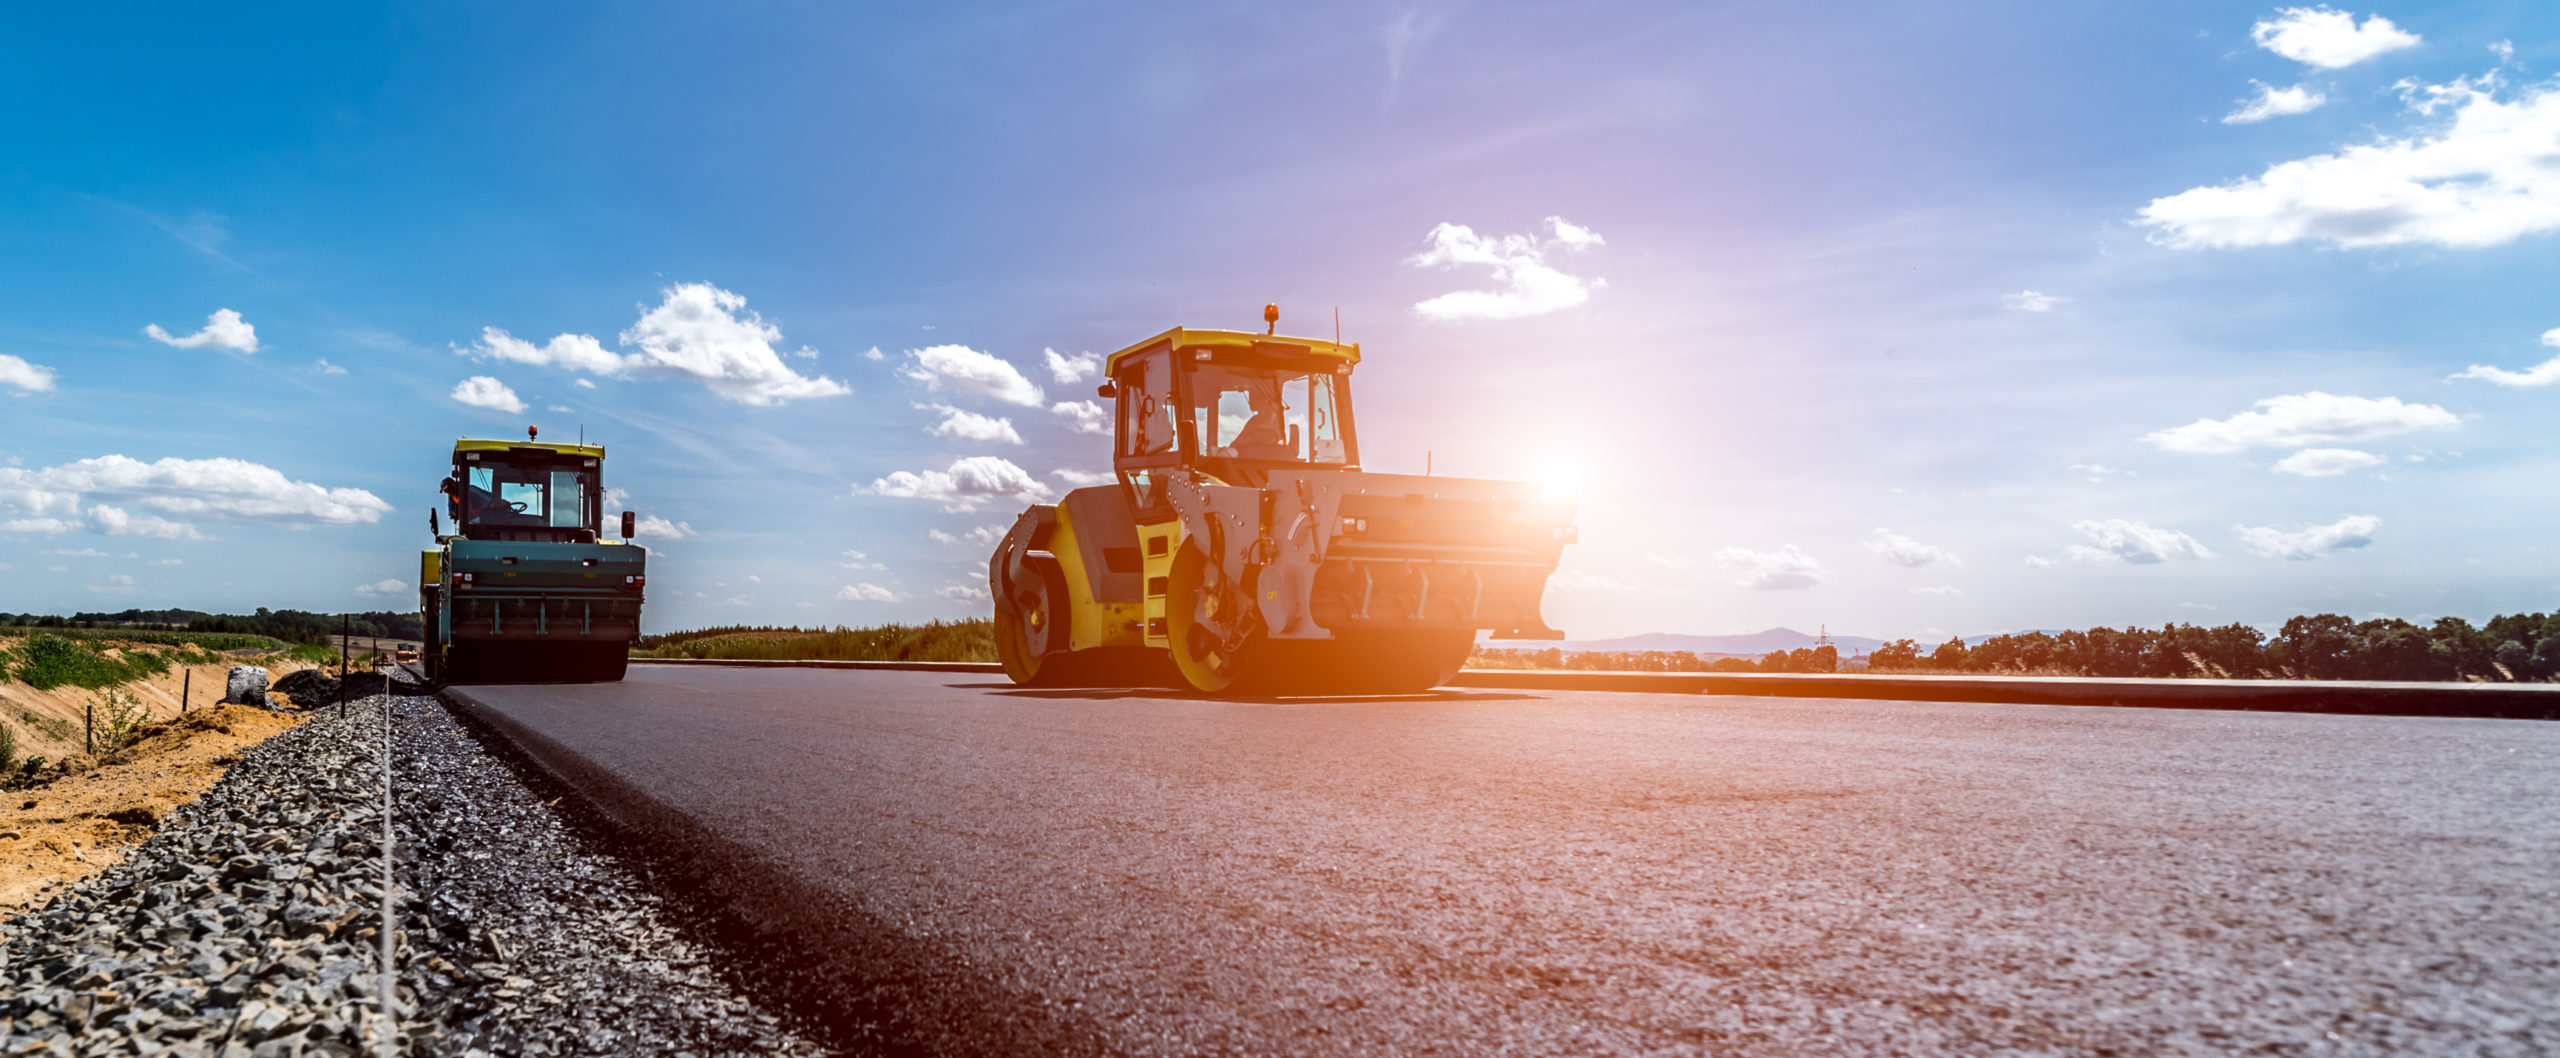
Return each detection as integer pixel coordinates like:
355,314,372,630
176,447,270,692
1491,628,2067,657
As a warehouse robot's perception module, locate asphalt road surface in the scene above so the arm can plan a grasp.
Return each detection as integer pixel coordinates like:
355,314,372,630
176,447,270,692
445,666,2559,1057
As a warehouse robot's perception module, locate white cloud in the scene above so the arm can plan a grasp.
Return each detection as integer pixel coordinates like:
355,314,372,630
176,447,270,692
354,578,410,598
2235,514,2380,559
936,584,991,602
1549,569,1631,593
635,515,693,539
837,583,903,602
2065,519,2215,564
460,284,848,405
1409,216,1607,322
43,548,108,557
1910,585,1965,597
150,558,182,566
574,378,597,389
2251,7,2421,69
2449,326,2560,386
2143,392,2457,453
2071,463,2134,482
463,327,626,375
80,505,201,540
863,456,1055,512
902,345,1043,406
85,573,140,595
842,548,884,571
312,358,348,376
0,354,58,394
1044,348,1101,385
921,403,1023,445
1712,545,1827,590
620,283,848,404
450,376,526,413
0,454,388,537
2005,290,2067,312
2272,447,2386,477
144,308,259,353
2024,555,2056,568
2141,77,2560,250
1866,529,1959,568
1051,468,1116,487
928,525,1004,546
2225,81,2329,124
862,347,886,362
1051,400,1111,435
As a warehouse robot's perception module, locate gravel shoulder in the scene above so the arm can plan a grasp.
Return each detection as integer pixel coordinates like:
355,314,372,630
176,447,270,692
1,691,825,1056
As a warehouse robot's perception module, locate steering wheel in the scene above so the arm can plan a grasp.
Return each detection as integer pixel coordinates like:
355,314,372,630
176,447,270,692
505,500,529,513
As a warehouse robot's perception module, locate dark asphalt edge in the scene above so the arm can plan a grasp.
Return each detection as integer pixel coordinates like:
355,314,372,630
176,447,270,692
631,658,2560,720
634,659,1001,673
433,685,1117,1058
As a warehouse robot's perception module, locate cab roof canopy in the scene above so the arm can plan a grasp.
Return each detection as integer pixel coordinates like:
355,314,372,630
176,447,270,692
1102,328,1361,377
452,438,606,460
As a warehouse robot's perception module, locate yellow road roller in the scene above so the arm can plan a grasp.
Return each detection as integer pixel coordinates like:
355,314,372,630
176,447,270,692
988,310,1577,695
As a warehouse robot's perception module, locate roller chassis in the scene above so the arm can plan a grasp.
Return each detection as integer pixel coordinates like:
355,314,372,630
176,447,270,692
989,324,1576,696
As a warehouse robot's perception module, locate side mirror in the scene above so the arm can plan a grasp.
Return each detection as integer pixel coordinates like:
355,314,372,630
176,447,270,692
1096,381,1118,399
621,510,637,540
429,509,441,538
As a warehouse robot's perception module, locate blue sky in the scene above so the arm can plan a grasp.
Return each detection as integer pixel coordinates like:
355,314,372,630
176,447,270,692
3,2,2558,641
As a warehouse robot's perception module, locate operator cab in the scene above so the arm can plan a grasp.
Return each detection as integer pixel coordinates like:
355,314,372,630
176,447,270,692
443,432,606,544
1103,327,1360,502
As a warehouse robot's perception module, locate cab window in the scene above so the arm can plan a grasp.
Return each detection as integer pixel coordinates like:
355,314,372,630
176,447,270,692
1118,351,1176,458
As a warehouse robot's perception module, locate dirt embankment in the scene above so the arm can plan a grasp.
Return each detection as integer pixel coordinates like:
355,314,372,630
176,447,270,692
0,704,304,912
0,653,318,762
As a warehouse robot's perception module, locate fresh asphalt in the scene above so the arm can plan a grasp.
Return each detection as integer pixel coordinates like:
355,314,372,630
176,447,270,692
441,665,2560,1057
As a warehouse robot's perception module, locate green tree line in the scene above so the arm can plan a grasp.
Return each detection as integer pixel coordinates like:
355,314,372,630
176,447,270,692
1476,611,2560,682
0,607,422,645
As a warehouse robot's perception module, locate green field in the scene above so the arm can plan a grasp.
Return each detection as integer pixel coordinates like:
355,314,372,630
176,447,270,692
633,621,996,664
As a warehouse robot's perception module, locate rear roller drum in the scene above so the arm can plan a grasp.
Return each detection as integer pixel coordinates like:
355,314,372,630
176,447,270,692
993,554,1077,687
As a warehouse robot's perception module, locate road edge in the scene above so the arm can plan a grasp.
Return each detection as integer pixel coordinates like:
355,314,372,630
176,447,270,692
434,685,1117,1057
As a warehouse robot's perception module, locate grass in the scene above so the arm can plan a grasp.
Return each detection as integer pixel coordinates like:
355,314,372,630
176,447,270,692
0,626,290,652
8,636,177,691
633,620,996,663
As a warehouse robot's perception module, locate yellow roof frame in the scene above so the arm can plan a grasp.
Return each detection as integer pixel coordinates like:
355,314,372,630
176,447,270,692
452,438,607,459
1101,328,1361,377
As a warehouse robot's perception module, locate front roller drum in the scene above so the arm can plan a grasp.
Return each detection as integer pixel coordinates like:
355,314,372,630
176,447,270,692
1170,546,1474,696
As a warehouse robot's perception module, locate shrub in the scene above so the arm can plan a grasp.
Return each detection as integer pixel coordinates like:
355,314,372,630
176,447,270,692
93,689,149,755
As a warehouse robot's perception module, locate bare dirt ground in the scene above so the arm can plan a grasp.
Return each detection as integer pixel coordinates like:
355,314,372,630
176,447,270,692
0,693,307,913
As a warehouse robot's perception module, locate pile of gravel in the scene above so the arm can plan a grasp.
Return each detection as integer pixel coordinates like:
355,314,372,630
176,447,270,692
0,692,826,1057
1,697,405,1055
268,672,392,712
